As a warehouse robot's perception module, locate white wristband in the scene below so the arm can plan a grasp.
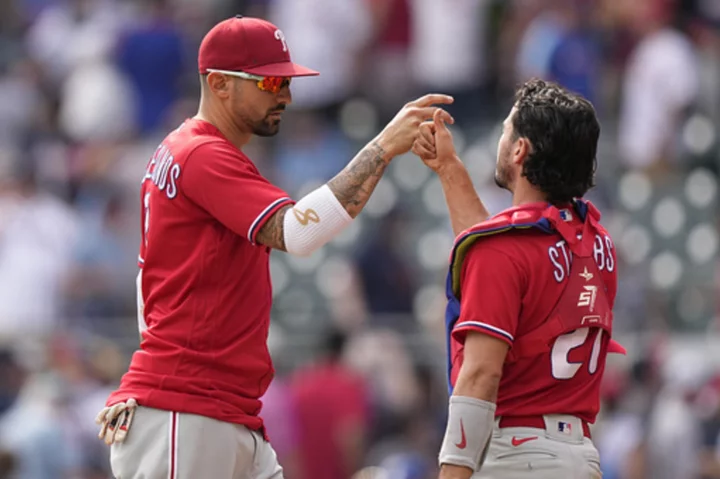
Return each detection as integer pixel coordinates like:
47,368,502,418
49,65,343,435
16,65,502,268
439,395,496,471
283,184,352,256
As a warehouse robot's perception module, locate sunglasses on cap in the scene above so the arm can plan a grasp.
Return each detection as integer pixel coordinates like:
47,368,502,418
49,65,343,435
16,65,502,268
206,69,291,94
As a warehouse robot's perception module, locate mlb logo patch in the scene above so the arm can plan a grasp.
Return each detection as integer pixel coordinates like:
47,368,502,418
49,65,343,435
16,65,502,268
559,209,573,222
558,422,573,435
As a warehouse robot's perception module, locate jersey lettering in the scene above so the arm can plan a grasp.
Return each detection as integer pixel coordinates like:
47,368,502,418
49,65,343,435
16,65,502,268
548,234,614,283
549,246,564,282
143,144,181,200
167,164,181,199
604,236,615,272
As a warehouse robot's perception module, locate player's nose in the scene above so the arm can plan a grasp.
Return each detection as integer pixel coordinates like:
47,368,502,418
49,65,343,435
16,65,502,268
276,85,291,105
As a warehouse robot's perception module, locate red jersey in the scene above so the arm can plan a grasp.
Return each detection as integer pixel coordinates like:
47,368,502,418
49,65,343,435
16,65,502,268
106,119,294,431
449,203,617,424
291,362,370,479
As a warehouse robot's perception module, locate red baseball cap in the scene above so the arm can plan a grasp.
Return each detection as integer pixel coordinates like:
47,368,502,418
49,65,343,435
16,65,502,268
198,15,319,77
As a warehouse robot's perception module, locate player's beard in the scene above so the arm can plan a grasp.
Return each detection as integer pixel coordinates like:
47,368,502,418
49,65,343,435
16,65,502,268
252,107,285,137
494,148,512,191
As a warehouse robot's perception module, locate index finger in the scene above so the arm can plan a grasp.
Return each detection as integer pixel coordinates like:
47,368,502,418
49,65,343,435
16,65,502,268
415,107,455,124
409,93,454,108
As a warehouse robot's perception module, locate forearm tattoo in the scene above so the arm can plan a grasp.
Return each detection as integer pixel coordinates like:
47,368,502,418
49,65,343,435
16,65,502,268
256,142,388,251
255,204,291,251
327,142,388,218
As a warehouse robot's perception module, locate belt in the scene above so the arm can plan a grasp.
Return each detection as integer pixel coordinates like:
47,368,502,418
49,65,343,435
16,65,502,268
498,415,591,439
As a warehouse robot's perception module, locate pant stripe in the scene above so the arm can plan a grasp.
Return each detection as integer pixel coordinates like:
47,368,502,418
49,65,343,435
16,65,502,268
169,412,178,479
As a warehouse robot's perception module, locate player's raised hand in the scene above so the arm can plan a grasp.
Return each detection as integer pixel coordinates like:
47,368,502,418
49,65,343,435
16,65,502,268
376,94,454,159
413,108,461,173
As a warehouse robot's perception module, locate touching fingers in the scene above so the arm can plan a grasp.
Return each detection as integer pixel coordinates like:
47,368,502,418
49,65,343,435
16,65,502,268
414,107,455,124
415,135,436,155
419,121,435,141
410,93,455,108
433,108,454,133
412,141,436,160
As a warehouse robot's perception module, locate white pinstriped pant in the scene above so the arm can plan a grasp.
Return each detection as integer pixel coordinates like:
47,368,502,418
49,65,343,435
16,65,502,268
473,415,602,479
110,406,283,479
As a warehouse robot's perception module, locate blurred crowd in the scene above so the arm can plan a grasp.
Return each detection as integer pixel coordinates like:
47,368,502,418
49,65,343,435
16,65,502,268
0,0,719,477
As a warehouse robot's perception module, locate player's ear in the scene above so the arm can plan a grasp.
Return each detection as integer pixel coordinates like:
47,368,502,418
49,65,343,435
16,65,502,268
513,137,532,166
206,72,231,99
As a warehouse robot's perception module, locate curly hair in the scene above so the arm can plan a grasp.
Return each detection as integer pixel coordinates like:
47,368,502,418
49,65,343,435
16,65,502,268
511,79,600,204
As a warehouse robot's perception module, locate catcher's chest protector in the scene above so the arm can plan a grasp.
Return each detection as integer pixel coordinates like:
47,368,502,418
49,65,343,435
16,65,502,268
444,200,614,391
505,251,612,363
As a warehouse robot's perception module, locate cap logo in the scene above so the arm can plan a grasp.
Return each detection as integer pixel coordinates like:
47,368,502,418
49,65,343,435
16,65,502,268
274,29,288,52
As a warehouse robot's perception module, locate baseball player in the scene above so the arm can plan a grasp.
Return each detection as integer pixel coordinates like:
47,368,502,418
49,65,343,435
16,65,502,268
412,78,626,479
94,15,454,479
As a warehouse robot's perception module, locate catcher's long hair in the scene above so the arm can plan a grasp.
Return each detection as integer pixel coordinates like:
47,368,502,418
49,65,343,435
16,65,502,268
512,79,600,204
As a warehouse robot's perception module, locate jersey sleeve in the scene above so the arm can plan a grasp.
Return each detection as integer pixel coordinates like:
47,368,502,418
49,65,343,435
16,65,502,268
452,242,526,347
182,141,294,244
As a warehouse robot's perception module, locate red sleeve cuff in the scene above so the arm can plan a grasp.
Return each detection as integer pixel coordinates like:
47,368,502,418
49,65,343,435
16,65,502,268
247,197,295,244
453,321,514,347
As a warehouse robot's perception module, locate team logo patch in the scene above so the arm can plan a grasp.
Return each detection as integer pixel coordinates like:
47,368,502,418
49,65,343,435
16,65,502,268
579,267,594,282
558,422,573,435
274,29,288,52
293,207,320,226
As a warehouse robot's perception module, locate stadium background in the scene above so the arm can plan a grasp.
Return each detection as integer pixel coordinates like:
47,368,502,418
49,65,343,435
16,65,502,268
0,0,719,477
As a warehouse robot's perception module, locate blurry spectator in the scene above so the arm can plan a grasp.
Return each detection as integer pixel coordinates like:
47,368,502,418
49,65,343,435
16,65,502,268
362,0,413,120
64,192,137,321
682,0,720,125
617,0,699,171
366,363,442,479
0,449,15,479
512,0,601,103
116,0,187,136
0,59,43,151
260,378,303,479
272,111,356,193
0,153,79,338
695,374,720,478
0,346,83,479
58,55,136,143
409,0,492,123
48,334,123,477
354,207,416,320
345,329,425,444
644,349,707,479
268,0,373,116
547,0,602,103
25,0,125,86
595,367,644,479
291,328,370,479
260,327,303,479
514,0,568,84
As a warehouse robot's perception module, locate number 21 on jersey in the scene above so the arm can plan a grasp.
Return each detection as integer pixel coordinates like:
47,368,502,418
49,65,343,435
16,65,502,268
551,327,604,380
